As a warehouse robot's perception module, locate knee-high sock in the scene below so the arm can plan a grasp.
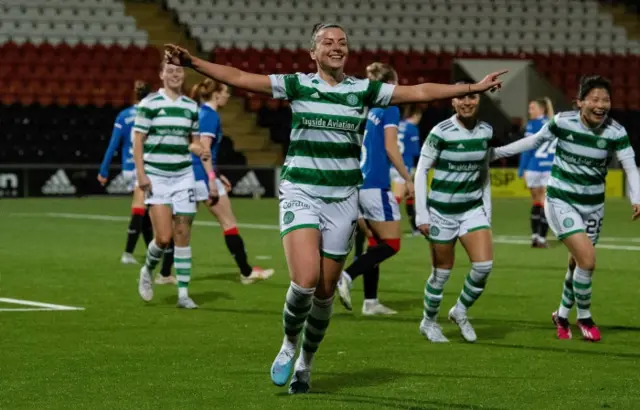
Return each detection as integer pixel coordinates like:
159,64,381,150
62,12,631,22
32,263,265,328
405,199,417,231
141,208,153,247
454,261,493,313
354,226,366,259
282,282,315,349
344,239,399,281
160,239,174,277
144,239,164,271
557,266,575,318
538,205,549,239
174,246,192,298
125,207,145,253
423,267,452,319
573,266,593,320
531,204,542,237
300,295,334,369
224,227,253,277
363,265,380,300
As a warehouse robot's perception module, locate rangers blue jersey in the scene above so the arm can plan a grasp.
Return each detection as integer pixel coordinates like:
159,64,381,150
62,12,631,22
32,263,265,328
360,106,401,189
518,116,555,176
192,104,223,181
398,120,420,171
99,105,136,177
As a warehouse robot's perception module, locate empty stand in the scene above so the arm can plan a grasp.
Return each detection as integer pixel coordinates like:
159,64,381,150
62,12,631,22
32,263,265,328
1,42,162,106
0,0,148,47
166,0,640,55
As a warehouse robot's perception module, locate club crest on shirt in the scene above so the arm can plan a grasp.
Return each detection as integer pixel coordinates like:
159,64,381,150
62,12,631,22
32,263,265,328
596,139,607,149
346,94,359,106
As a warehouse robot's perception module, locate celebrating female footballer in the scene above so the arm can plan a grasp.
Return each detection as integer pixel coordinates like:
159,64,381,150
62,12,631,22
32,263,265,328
165,23,506,393
492,76,640,342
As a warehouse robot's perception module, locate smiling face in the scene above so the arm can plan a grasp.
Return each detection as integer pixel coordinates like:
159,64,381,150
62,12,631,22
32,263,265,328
310,27,348,73
160,63,185,91
452,93,480,119
577,87,611,128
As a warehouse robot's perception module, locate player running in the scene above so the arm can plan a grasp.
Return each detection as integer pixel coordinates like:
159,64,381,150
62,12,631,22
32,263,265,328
492,76,640,342
394,104,422,234
97,81,176,283
518,97,555,248
336,62,413,316
414,82,494,343
190,79,275,284
134,62,213,309
165,23,506,393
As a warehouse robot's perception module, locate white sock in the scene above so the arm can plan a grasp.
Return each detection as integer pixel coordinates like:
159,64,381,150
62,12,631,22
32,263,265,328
178,287,188,298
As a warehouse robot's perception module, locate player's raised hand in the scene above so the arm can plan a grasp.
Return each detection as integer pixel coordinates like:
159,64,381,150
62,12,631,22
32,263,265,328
473,70,509,93
632,204,640,220
164,44,193,67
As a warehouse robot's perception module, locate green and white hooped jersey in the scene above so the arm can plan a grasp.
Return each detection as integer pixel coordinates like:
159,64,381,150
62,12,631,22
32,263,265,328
537,111,633,213
133,89,199,177
269,73,395,200
422,115,492,217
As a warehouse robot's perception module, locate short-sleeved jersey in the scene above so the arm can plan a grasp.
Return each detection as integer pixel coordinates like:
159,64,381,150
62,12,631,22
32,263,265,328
133,89,199,177
99,105,136,177
532,111,634,213
421,115,493,216
192,104,222,180
398,120,421,170
269,73,395,199
360,106,401,190
518,116,555,175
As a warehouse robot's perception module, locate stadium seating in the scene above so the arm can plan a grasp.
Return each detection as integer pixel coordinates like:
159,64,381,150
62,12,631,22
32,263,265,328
169,0,639,55
162,0,640,111
1,42,162,106
0,0,148,47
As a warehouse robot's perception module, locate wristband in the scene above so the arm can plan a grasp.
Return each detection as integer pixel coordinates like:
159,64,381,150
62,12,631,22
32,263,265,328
208,171,216,179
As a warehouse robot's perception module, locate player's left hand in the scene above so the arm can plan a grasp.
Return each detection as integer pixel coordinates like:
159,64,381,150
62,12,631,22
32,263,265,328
164,44,193,67
220,175,232,190
405,181,415,200
632,204,640,220
473,70,508,93
97,175,108,186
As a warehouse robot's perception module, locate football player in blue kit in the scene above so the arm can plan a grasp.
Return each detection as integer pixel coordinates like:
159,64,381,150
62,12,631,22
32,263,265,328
518,97,555,248
190,79,274,284
97,80,175,283
393,105,422,234
337,63,414,315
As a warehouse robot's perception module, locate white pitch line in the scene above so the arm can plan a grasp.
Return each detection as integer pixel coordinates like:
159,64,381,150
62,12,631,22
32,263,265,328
11,212,277,231
0,298,84,311
0,308,63,312
10,212,640,251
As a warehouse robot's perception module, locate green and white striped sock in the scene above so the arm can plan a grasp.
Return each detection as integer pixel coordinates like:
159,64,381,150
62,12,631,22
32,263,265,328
558,268,575,318
145,240,164,271
174,246,192,298
573,266,593,320
424,267,452,320
455,261,493,313
282,282,314,350
301,295,334,369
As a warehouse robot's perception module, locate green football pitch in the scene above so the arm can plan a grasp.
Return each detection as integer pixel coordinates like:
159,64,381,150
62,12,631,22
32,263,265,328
1,197,640,409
